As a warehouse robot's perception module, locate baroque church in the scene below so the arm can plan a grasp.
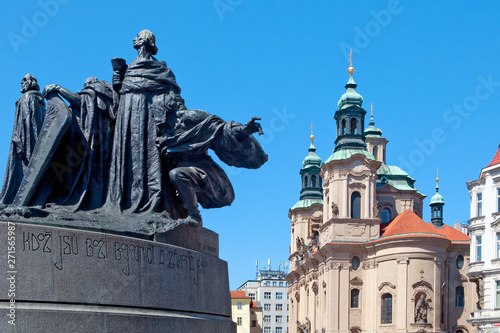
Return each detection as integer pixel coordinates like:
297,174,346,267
285,59,475,333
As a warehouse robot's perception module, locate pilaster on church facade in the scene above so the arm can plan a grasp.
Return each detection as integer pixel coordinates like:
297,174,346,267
286,57,473,333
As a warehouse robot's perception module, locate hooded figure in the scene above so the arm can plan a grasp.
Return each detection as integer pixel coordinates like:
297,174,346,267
0,74,45,204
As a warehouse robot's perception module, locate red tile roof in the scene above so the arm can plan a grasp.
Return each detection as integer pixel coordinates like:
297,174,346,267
251,301,259,308
382,210,441,238
434,224,470,242
230,290,251,299
380,209,469,243
486,144,500,168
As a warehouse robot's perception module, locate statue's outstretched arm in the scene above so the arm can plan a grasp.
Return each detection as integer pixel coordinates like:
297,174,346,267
234,116,264,140
43,84,81,108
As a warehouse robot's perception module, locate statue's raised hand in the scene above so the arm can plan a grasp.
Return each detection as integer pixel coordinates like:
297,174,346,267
243,116,264,136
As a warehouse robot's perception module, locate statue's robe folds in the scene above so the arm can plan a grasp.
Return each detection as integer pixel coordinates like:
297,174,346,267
56,81,115,209
106,59,181,213
0,90,45,204
165,110,268,212
28,81,115,210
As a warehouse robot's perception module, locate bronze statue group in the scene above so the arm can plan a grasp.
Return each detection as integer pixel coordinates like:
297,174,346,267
0,30,267,225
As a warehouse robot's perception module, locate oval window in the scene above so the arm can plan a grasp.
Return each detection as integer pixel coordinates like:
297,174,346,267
456,255,464,270
351,256,360,271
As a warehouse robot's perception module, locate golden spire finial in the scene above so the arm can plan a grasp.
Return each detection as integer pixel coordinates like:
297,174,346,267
310,122,314,143
436,168,439,187
371,102,373,118
348,49,355,75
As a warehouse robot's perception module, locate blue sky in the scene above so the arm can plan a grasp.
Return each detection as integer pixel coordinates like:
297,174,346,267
1,1,499,289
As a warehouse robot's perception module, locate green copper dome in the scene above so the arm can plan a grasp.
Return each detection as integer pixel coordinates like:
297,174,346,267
430,174,445,205
337,75,364,110
364,111,383,138
303,142,322,168
430,191,444,205
325,149,375,163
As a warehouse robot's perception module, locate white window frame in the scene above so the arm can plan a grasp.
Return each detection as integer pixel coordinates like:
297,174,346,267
497,281,500,309
477,193,483,216
477,235,482,262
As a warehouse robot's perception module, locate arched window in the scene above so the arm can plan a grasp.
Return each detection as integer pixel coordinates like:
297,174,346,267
381,208,391,223
304,176,308,188
381,293,392,324
351,192,361,219
342,119,346,135
455,286,464,307
351,118,357,134
373,146,378,160
351,289,359,308
311,175,317,187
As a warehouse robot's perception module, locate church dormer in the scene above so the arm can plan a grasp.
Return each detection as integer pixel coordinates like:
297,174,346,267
430,170,445,227
334,51,367,152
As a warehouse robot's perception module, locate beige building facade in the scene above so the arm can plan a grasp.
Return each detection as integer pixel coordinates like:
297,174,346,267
231,290,253,333
286,62,475,333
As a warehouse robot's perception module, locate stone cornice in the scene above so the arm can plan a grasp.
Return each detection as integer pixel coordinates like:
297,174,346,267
468,216,485,225
412,280,433,291
378,282,396,290
467,178,485,190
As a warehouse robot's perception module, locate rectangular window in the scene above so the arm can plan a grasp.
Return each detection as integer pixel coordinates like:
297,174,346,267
381,294,392,324
351,289,359,308
276,327,283,333
477,235,482,262
264,304,271,311
264,328,271,333
477,193,483,216
237,302,242,310
497,234,500,259
276,292,283,299
248,293,255,301
263,315,271,322
276,315,282,323
279,281,284,287
273,281,277,287
251,320,256,327
276,304,282,311
456,286,464,307
264,292,271,299
497,281,500,308
237,317,242,326
498,188,500,212
265,281,270,286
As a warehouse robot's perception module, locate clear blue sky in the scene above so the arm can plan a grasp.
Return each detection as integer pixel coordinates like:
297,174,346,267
1,1,499,290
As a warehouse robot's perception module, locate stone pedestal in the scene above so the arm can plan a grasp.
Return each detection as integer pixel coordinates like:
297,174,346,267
0,220,236,332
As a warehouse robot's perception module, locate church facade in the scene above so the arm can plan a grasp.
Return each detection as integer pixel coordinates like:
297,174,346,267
286,61,475,333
